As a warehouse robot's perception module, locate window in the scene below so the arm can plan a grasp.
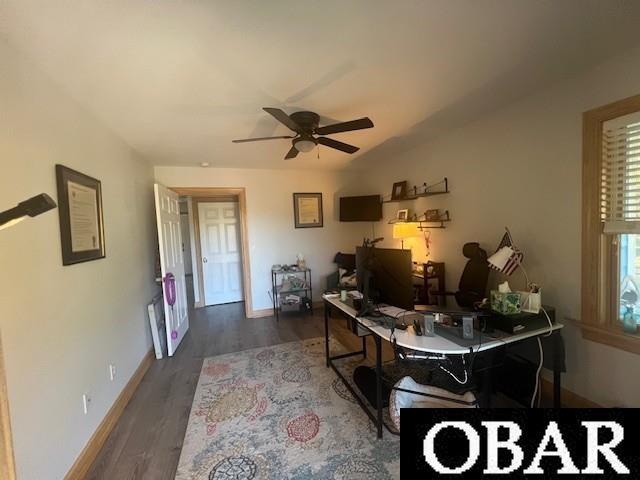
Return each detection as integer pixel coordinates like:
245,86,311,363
602,113,640,334
619,234,640,331
582,95,640,354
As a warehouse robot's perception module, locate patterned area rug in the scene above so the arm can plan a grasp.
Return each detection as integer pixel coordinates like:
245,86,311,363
175,338,399,479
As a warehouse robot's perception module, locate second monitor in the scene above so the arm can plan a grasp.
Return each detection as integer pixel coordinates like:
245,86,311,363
355,246,413,311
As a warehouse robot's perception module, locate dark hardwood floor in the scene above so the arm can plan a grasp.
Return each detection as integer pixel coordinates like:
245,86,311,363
86,297,326,480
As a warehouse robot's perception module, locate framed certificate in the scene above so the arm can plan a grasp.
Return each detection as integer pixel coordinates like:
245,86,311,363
293,193,323,228
55,165,106,265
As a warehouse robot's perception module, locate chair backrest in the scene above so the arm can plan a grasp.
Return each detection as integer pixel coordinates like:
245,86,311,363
455,242,489,307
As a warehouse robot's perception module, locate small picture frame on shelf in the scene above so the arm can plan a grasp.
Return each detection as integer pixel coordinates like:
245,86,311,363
425,209,440,222
397,209,409,221
391,181,407,200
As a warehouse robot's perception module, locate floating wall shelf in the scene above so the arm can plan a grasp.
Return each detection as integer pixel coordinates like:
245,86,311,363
382,177,449,204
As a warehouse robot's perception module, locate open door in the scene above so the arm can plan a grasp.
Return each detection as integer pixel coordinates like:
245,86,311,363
154,184,189,356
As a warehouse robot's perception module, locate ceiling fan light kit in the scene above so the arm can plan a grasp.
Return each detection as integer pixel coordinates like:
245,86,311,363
293,137,316,153
232,107,374,160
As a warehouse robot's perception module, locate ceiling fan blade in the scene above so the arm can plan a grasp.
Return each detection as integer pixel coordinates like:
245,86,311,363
317,136,359,154
316,117,374,135
263,107,301,133
232,135,294,143
284,146,299,160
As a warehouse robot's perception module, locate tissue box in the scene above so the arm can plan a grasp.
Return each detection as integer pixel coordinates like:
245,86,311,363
490,291,522,315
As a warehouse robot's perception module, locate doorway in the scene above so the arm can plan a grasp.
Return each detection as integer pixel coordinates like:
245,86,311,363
170,188,254,318
196,199,244,306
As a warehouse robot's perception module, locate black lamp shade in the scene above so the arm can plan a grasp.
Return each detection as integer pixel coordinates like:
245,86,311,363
0,193,57,228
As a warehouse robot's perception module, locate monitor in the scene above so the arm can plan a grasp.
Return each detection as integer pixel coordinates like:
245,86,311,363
340,195,382,222
355,246,413,311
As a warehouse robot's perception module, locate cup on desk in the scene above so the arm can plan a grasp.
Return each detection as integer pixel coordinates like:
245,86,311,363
340,290,347,302
423,314,435,336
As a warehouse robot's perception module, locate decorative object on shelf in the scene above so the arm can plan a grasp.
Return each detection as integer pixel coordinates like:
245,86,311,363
396,209,409,221
296,253,306,269
55,164,105,265
423,229,432,257
390,181,407,200
0,193,56,231
425,209,440,222
393,222,420,249
293,192,323,228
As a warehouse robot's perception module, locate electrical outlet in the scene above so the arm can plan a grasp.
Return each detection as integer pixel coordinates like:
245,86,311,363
82,393,92,415
109,364,116,381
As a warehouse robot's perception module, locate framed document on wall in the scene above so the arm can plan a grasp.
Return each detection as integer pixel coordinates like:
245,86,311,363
293,192,323,228
55,165,106,265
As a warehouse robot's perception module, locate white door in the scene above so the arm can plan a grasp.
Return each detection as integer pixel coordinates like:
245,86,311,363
154,184,189,356
198,202,244,305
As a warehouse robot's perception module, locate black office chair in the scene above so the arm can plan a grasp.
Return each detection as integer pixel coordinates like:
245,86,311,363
433,242,490,308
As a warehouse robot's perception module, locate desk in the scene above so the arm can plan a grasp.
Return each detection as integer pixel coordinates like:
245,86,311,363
323,294,564,438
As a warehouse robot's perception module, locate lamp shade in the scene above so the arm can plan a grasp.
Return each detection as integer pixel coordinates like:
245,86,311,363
393,223,420,239
0,193,57,231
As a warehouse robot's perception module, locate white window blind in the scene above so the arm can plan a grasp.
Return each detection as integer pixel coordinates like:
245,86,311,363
601,112,640,234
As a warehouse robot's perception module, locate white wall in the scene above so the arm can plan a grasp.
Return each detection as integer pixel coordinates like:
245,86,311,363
0,40,158,479
344,46,640,407
154,167,366,311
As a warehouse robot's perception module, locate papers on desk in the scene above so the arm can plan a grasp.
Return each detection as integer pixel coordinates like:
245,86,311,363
377,305,405,317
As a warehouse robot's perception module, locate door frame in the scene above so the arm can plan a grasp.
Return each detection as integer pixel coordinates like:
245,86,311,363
193,197,244,308
170,188,254,319
0,332,17,480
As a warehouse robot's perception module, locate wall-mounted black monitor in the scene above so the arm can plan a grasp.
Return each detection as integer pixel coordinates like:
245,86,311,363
339,195,382,222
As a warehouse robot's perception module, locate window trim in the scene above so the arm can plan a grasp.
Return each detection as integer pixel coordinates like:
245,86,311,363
582,94,640,354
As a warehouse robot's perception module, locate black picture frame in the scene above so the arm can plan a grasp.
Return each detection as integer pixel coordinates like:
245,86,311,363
55,164,106,265
293,192,323,228
391,181,407,200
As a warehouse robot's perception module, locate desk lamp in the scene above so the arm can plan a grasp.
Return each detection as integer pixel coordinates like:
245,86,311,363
0,194,57,231
392,223,420,250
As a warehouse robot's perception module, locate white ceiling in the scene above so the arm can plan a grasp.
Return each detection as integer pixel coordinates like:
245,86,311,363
2,1,640,170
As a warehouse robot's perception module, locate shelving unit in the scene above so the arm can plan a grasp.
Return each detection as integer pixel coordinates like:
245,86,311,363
382,177,451,229
382,177,449,204
388,210,451,230
271,267,313,321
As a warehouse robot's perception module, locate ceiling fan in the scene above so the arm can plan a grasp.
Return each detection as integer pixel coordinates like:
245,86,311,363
232,108,374,159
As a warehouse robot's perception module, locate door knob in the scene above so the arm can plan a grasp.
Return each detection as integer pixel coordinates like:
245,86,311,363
203,257,208,263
